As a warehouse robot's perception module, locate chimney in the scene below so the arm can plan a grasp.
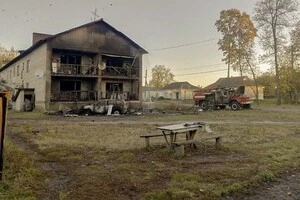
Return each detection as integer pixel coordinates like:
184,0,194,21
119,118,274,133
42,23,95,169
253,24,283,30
32,32,52,45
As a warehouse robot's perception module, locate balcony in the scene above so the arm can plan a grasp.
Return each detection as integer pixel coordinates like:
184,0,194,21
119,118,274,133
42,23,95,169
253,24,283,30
51,90,97,102
101,66,138,79
51,64,98,76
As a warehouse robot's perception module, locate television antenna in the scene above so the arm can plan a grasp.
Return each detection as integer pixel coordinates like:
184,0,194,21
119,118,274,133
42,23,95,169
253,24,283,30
91,8,100,21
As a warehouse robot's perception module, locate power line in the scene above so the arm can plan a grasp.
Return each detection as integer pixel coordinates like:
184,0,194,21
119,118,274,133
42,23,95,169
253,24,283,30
175,68,227,76
148,38,218,52
174,63,224,71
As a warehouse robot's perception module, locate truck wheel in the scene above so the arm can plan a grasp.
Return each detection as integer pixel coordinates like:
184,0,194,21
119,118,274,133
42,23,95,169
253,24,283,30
83,109,92,116
231,101,241,111
112,109,121,115
199,101,207,110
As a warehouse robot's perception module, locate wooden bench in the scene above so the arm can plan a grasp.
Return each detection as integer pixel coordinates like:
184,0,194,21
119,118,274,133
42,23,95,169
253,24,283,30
172,140,197,156
140,133,171,148
199,134,223,150
172,134,223,156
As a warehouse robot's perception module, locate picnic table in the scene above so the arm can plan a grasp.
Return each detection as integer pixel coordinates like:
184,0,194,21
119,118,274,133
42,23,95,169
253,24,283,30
140,122,223,155
156,122,205,148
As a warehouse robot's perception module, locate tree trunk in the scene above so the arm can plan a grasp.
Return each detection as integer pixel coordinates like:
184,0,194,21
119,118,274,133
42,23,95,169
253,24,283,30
273,26,281,105
291,45,298,104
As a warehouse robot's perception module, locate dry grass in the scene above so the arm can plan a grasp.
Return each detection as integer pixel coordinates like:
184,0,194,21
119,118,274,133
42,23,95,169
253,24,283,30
0,140,44,200
4,108,300,200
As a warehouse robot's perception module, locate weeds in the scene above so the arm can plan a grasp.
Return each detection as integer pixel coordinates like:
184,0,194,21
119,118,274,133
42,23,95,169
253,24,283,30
4,109,300,199
0,140,44,200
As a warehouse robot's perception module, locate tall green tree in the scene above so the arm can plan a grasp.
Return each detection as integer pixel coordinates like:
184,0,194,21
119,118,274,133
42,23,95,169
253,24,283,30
215,9,257,78
254,0,299,105
257,72,276,98
149,65,174,98
279,21,300,103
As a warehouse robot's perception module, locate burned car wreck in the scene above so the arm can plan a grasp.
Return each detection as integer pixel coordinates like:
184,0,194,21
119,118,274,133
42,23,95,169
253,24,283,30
80,99,128,115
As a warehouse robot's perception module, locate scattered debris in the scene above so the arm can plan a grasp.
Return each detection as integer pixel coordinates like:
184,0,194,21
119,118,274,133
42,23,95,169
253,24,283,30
63,114,78,117
32,127,48,134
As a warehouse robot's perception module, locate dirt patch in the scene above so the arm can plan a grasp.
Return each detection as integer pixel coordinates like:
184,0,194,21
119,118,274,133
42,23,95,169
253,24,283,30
223,168,300,200
6,129,74,200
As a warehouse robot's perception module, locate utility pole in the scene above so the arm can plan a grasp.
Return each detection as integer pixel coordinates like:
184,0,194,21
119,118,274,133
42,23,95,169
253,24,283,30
144,69,148,101
144,68,151,102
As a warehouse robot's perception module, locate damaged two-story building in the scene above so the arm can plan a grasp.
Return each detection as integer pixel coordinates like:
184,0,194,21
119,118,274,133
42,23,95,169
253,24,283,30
0,19,148,111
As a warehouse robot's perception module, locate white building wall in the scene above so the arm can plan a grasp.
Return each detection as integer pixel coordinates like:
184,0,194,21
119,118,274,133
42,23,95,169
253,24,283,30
0,44,48,109
245,86,264,100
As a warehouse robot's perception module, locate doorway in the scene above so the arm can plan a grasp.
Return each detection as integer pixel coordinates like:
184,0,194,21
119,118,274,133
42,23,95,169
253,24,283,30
106,82,123,99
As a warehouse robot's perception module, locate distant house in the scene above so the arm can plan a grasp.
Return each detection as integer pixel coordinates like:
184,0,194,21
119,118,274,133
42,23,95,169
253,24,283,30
204,76,264,100
142,86,157,101
145,82,199,100
0,19,147,111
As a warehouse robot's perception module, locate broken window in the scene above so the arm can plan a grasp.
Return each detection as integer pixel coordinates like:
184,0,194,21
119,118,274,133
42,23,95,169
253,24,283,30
102,55,137,76
26,60,30,72
60,55,82,74
17,65,19,76
60,55,81,65
60,80,81,91
105,82,123,99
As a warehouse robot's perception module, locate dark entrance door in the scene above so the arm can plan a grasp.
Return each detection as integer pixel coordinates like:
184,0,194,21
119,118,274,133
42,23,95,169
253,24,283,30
106,82,123,99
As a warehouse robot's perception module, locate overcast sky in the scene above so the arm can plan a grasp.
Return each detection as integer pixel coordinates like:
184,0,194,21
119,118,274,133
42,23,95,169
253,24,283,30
0,0,258,87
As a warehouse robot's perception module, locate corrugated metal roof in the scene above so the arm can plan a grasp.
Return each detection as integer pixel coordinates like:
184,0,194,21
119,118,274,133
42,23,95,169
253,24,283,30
0,19,148,72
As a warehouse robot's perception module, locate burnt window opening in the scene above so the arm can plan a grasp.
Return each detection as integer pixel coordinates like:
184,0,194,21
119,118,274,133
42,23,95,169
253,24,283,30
60,80,81,91
102,55,138,77
60,55,82,74
17,65,20,76
105,82,124,99
102,55,133,68
60,55,81,65
106,82,123,93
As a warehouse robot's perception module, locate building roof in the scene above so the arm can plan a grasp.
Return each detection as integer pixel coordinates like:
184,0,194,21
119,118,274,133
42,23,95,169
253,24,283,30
204,76,255,90
163,82,200,90
142,86,157,91
0,18,148,72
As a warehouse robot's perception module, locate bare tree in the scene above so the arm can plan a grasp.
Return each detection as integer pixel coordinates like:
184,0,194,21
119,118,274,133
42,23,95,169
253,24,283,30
254,0,299,105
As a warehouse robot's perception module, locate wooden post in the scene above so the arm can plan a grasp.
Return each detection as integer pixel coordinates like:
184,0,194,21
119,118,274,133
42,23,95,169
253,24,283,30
0,92,9,180
145,137,150,148
174,145,185,157
216,137,223,149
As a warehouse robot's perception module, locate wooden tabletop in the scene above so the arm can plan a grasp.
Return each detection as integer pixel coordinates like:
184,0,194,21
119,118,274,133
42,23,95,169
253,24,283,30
156,122,205,133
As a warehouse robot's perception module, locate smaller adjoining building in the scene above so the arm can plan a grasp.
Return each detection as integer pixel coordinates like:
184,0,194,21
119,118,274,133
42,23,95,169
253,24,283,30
142,82,200,101
204,76,264,100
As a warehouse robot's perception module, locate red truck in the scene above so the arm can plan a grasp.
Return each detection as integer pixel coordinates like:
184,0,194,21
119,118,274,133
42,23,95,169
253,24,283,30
193,87,251,111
